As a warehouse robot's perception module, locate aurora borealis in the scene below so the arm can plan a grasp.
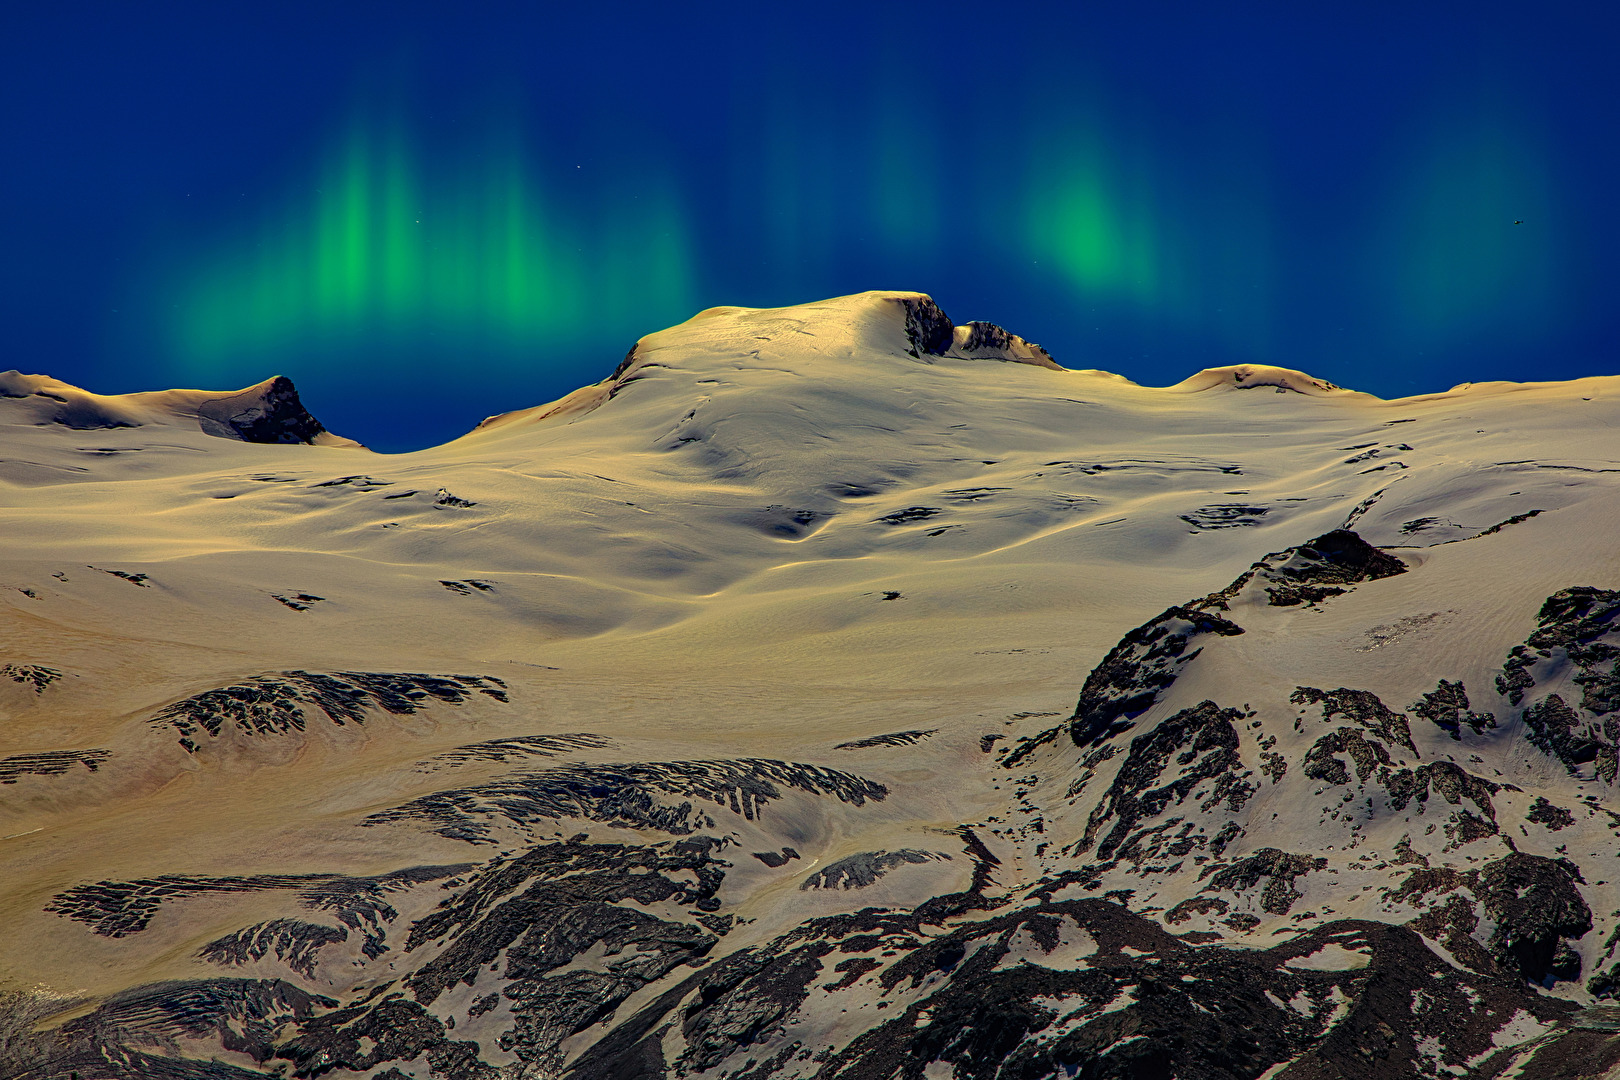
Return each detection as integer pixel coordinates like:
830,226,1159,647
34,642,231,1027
5,3,1618,450
170,112,693,374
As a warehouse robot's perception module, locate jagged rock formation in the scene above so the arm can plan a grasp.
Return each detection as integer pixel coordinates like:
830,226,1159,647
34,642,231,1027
364,758,889,843
0,369,347,444
150,670,508,751
1,663,63,692
194,376,331,444
46,866,469,939
800,849,951,890
833,729,936,750
0,748,110,783
1497,587,1620,780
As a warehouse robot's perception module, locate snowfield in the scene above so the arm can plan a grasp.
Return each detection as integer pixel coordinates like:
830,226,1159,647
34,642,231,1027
2,290,1619,1078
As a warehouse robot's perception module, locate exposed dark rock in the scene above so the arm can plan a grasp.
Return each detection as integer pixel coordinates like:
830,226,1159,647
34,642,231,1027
1524,695,1619,781
608,343,641,381
1474,508,1547,537
1588,924,1620,1000
951,321,1014,353
1496,591,1620,781
1,663,62,693
1523,587,1620,680
47,864,468,938
20,978,338,1079
875,506,941,525
195,376,330,444
270,592,323,611
751,847,800,868
677,948,828,1073
311,474,389,489
1011,531,1400,763
1180,504,1270,529
1068,610,1245,748
800,850,949,890
1409,679,1496,738
395,836,727,1074
199,919,348,979
1292,686,1416,753
1255,528,1407,606
1165,896,1229,925
1474,852,1592,985
1406,893,1496,973
150,670,508,748
449,578,494,592
1077,700,1251,861
0,748,110,784
1378,761,1501,822
1202,848,1327,915
895,295,954,357
1386,852,1592,987
275,992,496,1078
1527,796,1575,831
834,729,936,750
367,758,887,843
417,733,611,770
1303,727,1392,785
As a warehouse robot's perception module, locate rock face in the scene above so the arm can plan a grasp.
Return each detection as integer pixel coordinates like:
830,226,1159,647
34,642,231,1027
1497,587,1620,781
194,376,331,444
6,292,1620,1078
151,670,509,752
0,369,345,443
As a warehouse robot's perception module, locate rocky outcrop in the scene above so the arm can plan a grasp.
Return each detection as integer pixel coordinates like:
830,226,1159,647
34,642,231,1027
0,748,110,784
1067,611,1246,748
365,759,888,843
800,850,950,890
1054,529,1405,754
1,663,62,693
47,865,468,939
1410,679,1496,738
150,670,509,751
200,920,349,979
833,729,936,750
194,376,330,444
895,295,953,357
1496,587,1620,779
1291,686,1416,753
1076,700,1252,862
417,733,612,770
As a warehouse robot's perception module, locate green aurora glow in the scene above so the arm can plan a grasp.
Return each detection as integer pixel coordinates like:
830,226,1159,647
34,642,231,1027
171,114,693,378
152,74,1570,435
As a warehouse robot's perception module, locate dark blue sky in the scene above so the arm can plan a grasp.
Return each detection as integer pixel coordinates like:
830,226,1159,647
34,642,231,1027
4,2,1617,450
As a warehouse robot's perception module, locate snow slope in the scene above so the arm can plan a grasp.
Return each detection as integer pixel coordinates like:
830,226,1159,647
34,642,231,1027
2,291,1619,1079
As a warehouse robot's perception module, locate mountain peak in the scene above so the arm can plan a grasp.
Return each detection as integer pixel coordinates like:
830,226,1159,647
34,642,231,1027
0,370,356,446
666,291,1060,371
1167,364,1355,396
470,291,1060,438
192,374,338,444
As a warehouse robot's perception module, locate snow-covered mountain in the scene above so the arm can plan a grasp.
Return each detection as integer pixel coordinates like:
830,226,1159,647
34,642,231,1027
3,291,1619,1079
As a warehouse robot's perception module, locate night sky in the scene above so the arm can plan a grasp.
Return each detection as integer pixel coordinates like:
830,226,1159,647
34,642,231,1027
5,2,1617,451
